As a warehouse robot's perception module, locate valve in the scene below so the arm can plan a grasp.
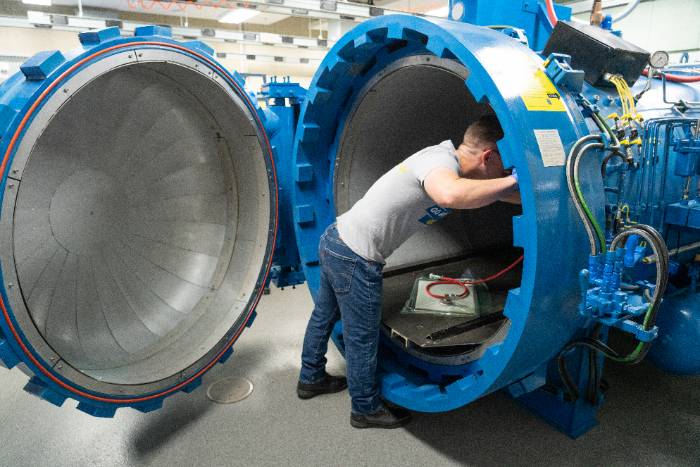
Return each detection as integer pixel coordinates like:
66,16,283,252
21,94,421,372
579,249,658,342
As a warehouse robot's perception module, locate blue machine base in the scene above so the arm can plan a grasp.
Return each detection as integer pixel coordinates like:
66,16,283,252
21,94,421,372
514,387,600,439
332,319,602,438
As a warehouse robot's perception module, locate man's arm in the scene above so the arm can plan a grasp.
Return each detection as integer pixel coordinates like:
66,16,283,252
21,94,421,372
499,191,522,205
423,168,519,209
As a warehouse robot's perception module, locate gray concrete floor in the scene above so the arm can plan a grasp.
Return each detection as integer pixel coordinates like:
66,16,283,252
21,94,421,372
0,284,698,466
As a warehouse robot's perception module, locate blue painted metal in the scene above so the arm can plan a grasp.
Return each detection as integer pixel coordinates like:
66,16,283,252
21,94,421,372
544,53,585,93
19,51,66,81
0,0,698,438
0,25,276,416
261,76,307,104
261,77,307,289
673,137,700,177
601,15,614,31
448,0,572,51
292,14,599,423
623,235,644,267
291,7,700,437
590,76,700,378
649,288,700,374
494,26,530,47
514,343,605,439
579,250,656,342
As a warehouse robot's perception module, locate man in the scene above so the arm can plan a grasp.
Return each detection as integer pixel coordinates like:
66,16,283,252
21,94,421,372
297,115,520,429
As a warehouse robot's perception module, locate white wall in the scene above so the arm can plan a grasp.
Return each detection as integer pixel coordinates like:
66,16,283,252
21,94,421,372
0,26,324,85
0,58,22,83
574,0,700,62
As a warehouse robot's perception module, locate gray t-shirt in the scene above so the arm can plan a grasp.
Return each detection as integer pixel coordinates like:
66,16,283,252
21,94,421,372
336,140,460,264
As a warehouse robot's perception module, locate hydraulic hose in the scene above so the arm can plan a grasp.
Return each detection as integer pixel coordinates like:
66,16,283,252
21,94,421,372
557,225,669,401
642,69,700,84
591,111,621,149
600,151,627,178
573,142,608,253
545,0,559,26
566,107,625,254
611,225,669,331
566,135,603,255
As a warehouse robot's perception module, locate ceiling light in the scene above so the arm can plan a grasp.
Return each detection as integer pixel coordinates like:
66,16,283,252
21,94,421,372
219,8,260,24
426,6,449,17
27,10,51,24
22,0,52,5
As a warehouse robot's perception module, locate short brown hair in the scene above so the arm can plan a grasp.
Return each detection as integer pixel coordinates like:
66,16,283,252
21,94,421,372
464,115,504,149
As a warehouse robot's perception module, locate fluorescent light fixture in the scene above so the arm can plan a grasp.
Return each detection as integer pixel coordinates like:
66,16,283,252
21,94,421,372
337,3,368,15
426,6,449,17
27,10,51,24
215,29,245,41
68,17,106,29
22,0,52,6
219,8,260,24
294,37,318,48
259,32,283,44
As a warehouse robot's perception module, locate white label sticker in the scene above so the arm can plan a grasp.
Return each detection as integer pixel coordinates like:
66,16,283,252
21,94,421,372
533,129,566,167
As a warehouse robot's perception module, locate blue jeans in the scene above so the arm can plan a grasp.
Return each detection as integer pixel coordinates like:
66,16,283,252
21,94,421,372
299,224,384,415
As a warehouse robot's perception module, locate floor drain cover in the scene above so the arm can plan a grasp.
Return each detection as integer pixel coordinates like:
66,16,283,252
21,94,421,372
206,377,254,404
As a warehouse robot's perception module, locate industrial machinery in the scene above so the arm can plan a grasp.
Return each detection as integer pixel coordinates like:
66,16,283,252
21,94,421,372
0,0,698,437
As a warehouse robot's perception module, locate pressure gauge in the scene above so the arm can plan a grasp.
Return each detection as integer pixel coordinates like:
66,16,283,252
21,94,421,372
650,50,670,69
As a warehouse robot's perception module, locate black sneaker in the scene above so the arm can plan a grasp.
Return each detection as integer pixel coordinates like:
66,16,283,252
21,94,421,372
350,405,412,429
297,374,348,400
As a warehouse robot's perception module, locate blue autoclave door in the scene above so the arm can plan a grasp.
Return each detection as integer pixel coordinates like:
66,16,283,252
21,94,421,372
291,14,602,415
0,26,278,416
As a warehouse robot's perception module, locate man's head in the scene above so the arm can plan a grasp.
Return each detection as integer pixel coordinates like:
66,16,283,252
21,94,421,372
455,115,505,179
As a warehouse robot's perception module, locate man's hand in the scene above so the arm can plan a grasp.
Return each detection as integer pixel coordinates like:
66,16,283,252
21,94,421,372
424,168,519,209
500,168,521,204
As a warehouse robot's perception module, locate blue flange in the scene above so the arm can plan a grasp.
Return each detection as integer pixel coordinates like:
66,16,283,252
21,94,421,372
0,25,278,416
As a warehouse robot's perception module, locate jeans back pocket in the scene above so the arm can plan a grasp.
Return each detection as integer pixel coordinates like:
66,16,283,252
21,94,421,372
323,248,356,294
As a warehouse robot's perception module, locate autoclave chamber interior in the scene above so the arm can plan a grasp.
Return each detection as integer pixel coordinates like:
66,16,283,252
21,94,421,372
333,56,523,365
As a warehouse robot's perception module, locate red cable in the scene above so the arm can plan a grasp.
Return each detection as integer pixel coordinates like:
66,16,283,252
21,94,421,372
545,0,559,27
426,277,471,300
642,68,700,84
425,255,525,301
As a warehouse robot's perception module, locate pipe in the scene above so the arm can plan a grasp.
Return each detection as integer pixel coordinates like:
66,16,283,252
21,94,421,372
643,69,700,84
590,0,604,26
612,0,640,22
545,0,559,27
643,240,700,263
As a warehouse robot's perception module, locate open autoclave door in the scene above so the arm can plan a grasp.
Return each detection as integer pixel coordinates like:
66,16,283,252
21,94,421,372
0,26,278,417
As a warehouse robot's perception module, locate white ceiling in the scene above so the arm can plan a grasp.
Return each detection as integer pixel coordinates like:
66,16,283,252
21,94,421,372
50,0,290,25
32,0,454,31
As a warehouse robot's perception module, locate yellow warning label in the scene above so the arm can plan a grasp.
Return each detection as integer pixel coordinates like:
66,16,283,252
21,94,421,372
522,69,567,112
